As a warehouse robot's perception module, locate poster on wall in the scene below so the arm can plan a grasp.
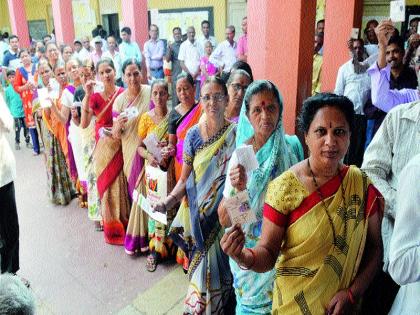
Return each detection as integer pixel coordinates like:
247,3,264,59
151,7,213,41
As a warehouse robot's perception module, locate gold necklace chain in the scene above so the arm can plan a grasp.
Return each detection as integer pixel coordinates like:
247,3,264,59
307,159,347,247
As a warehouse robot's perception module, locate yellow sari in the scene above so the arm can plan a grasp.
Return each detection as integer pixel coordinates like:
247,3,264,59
264,166,382,314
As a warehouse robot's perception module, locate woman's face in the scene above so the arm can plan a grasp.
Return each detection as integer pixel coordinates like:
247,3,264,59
228,74,251,109
20,51,31,66
124,64,142,89
305,106,350,168
151,84,169,109
247,90,280,140
98,62,115,86
79,66,94,85
54,66,68,87
39,65,52,86
66,61,80,82
62,46,73,62
176,78,195,106
46,44,59,62
201,82,227,121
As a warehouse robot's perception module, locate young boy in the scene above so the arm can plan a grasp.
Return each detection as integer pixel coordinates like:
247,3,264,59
4,69,29,150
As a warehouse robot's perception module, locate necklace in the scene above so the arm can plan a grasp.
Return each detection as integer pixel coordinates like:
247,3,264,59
307,159,347,248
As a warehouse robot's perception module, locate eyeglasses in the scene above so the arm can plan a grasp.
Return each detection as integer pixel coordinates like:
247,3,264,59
230,83,249,92
200,94,226,103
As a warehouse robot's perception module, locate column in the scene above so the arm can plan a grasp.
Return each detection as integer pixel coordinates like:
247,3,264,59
321,0,363,91
247,0,316,134
7,0,30,46
121,0,149,83
51,0,75,45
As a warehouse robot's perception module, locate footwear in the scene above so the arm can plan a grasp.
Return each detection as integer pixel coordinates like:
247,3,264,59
15,143,20,150
146,253,158,272
94,221,103,232
13,274,30,288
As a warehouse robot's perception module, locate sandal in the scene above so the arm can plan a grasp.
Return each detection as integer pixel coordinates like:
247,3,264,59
146,253,158,272
94,221,103,232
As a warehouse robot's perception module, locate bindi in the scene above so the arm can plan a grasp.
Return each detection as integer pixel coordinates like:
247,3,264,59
329,122,332,128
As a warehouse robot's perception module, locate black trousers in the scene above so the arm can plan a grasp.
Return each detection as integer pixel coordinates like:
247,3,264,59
14,117,29,144
0,182,20,274
344,114,367,167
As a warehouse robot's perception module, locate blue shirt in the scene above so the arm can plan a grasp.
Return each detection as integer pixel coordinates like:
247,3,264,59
143,39,164,70
119,41,142,63
5,84,24,118
2,50,20,70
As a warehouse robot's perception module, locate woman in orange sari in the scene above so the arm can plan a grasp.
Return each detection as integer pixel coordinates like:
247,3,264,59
13,49,40,155
163,72,202,270
80,58,127,244
35,61,75,205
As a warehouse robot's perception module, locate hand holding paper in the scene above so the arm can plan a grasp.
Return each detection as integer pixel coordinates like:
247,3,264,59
235,145,259,173
224,190,257,226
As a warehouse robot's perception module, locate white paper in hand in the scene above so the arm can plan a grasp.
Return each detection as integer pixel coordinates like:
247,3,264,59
224,190,257,226
138,195,167,225
48,78,60,99
93,81,104,93
236,145,259,173
143,133,163,162
350,28,360,40
123,107,139,120
37,88,51,108
390,0,405,23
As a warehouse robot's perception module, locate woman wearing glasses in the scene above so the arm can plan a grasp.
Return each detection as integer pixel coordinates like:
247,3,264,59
154,76,236,314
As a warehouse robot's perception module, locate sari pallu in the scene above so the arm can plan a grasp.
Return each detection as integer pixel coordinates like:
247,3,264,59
174,103,202,180
124,116,172,255
170,124,236,315
267,166,382,314
79,120,101,221
32,92,75,205
93,135,130,245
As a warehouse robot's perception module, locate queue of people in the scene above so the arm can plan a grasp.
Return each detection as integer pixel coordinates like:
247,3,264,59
1,18,419,315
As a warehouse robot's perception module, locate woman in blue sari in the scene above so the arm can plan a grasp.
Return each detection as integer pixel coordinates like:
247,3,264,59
154,76,236,314
218,80,303,314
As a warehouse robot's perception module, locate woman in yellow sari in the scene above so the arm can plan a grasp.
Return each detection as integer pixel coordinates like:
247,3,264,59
124,80,176,272
221,93,383,315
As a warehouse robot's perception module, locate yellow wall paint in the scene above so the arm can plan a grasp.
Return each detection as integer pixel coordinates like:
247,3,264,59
148,0,227,42
24,0,53,32
0,0,11,33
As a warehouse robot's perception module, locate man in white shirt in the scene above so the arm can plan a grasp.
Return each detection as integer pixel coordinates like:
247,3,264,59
388,153,420,315
209,25,237,78
0,93,20,275
102,35,123,86
178,26,203,98
335,38,372,166
198,20,217,49
77,36,92,62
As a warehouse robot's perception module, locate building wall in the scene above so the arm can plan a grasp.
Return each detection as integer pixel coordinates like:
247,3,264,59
148,0,228,42
25,0,53,32
0,0,11,33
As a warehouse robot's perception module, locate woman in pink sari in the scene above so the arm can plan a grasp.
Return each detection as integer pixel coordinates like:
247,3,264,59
163,73,202,270
80,58,126,244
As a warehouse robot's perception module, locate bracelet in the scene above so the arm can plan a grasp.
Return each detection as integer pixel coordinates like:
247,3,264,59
347,288,356,305
238,248,256,270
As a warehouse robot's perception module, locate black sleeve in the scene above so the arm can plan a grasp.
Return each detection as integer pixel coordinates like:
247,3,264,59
168,109,181,135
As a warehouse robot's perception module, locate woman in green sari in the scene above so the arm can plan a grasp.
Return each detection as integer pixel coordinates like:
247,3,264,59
154,76,236,314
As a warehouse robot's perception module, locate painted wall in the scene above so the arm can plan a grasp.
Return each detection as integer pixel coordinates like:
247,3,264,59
148,0,227,42
0,0,11,33
24,0,52,32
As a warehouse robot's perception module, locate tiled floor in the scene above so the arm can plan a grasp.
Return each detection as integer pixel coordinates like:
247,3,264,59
11,135,187,314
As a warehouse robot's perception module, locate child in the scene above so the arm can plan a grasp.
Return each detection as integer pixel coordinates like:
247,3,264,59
4,69,29,150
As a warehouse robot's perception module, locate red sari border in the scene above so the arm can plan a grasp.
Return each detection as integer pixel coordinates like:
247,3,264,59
97,148,124,199
264,166,383,227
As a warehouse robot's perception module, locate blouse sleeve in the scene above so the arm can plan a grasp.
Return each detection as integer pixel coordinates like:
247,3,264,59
137,112,150,139
182,126,197,166
263,171,308,227
168,109,180,135
89,93,97,111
